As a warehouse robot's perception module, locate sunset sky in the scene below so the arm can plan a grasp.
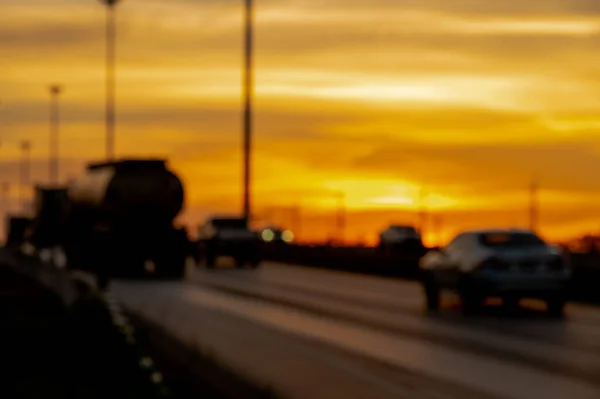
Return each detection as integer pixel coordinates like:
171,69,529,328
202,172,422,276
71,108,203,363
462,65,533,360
4,0,600,245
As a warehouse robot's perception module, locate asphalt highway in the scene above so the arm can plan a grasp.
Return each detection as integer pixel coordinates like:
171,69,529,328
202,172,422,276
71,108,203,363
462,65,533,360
111,261,600,399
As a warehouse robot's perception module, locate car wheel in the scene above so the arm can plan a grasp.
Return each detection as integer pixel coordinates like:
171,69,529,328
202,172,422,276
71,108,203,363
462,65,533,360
546,296,567,318
422,272,440,313
458,275,484,314
206,253,216,268
459,287,484,314
502,296,520,310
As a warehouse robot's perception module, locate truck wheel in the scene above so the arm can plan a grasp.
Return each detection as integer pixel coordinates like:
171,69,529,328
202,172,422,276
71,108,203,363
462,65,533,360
206,253,216,268
460,290,484,314
502,296,520,310
97,274,110,291
249,260,261,269
192,251,201,268
156,254,186,279
165,265,186,279
458,275,484,314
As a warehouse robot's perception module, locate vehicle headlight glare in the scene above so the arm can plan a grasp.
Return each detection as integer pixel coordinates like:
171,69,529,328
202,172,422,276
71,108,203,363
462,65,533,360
282,230,294,243
261,229,275,242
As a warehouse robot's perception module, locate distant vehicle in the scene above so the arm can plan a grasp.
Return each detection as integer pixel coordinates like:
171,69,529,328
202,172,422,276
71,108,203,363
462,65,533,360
419,228,571,316
378,224,425,255
198,216,261,268
258,226,294,244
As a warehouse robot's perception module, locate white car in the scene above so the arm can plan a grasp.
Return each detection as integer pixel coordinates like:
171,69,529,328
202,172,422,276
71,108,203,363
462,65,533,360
419,228,571,316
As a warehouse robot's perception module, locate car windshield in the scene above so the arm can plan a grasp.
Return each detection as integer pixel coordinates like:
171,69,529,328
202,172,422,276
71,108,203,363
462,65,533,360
212,219,247,230
477,232,546,248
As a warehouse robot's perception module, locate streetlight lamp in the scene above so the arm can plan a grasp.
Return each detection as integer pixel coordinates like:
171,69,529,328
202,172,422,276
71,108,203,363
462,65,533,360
20,140,31,212
49,84,62,185
242,0,254,223
100,0,121,161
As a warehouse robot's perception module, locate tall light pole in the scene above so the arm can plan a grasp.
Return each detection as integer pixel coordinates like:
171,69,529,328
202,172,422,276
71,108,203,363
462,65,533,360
20,140,31,212
432,213,442,247
529,178,539,232
291,204,301,240
417,187,428,236
101,0,120,161
1,182,9,217
49,85,62,185
1,182,9,243
335,191,346,244
242,0,254,223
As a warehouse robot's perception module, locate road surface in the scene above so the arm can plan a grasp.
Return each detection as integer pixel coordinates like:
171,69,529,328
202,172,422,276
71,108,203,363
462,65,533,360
111,262,600,399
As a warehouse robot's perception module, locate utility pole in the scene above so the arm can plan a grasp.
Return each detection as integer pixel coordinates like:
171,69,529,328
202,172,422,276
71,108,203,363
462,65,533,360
1,182,9,216
101,0,121,161
291,204,301,240
529,178,539,232
417,187,428,236
1,182,8,244
242,0,254,223
49,84,62,185
20,141,31,212
336,191,346,244
432,213,442,247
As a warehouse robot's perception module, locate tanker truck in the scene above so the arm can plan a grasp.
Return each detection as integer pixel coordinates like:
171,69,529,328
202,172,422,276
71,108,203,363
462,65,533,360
34,159,189,282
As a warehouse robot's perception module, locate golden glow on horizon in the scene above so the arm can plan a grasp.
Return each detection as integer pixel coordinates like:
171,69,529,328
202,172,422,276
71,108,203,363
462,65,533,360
4,0,600,244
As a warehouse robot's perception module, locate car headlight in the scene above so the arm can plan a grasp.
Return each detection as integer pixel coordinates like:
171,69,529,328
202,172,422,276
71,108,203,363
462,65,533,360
282,230,294,243
261,229,275,242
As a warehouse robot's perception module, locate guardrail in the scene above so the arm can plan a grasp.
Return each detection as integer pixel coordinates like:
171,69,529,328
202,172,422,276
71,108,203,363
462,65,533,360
260,244,600,304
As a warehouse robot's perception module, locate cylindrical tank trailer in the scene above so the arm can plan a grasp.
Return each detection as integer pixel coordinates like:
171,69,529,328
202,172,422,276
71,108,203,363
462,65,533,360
67,159,184,224
29,159,189,283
